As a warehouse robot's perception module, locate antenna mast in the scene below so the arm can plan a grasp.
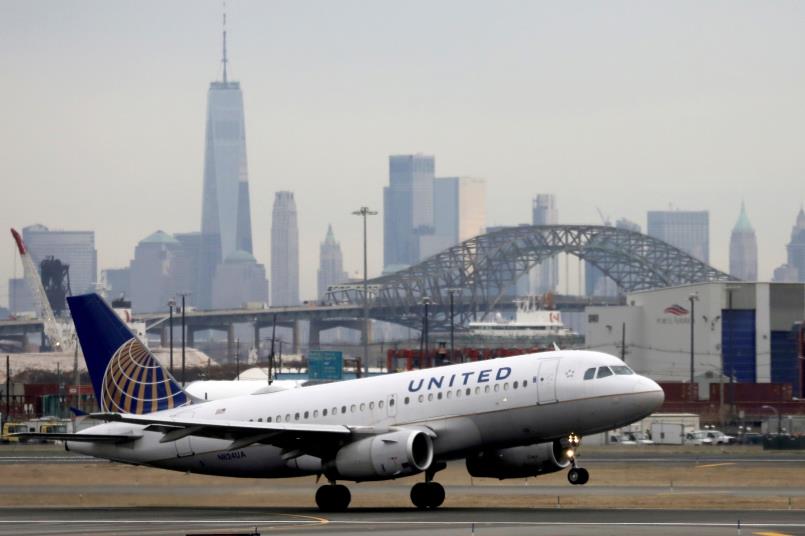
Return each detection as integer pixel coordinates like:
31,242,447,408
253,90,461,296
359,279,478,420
221,2,228,83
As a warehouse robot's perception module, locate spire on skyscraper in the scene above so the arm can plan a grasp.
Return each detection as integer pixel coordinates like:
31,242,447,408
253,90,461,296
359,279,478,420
221,3,228,83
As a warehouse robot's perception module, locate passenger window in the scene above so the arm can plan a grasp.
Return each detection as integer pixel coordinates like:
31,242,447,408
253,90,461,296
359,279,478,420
350,404,356,413
513,381,519,389
370,401,376,409
504,383,509,391
341,406,347,414
447,391,452,399
267,417,272,422
523,379,528,387
428,393,434,401
304,411,309,419
418,394,424,403
379,400,384,409
466,388,471,396
285,414,291,421
295,413,300,420
494,384,500,392
597,367,613,379
360,403,365,411
258,418,263,422
584,368,596,380
484,385,490,393
403,397,409,405
323,409,328,417
389,398,395,406
275,416,280,422
611,366,634,375
332,407,337,415
313,410,318,418
437,392,443,400
456,389,461,397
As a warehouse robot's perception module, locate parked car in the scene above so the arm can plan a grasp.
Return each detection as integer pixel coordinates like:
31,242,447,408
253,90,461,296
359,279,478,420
685,429,734,445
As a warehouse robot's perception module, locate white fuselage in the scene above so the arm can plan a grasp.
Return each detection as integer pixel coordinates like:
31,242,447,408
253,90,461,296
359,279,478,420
70,350,663,479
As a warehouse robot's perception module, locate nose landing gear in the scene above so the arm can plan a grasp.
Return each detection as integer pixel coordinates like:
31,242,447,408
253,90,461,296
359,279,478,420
565,433,589,485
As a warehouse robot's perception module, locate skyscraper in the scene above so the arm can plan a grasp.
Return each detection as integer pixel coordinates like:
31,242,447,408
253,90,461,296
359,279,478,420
647,210,709,262
729,202,758,281
317,225,349,299
785,207,805,282
421,176,486,258
129,231,182,314
585,218,641,296
271,192,299,306
21,224,98,296
383,154,435,271
530,194,558,293
198,13,253,308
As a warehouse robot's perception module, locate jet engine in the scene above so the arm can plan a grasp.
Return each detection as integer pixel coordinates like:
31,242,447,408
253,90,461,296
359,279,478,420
328,429,434,481
465,440,571,479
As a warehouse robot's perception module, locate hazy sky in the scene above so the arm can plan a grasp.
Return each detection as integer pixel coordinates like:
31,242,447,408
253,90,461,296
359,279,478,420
1,0,803,307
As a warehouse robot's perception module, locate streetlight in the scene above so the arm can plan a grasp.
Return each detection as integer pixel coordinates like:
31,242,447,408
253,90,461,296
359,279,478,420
167,299,176,375
421,296,431,364
177,292,191,386
688,292,699,388
352,206,377,375
761,404,782,436
447,288,462,363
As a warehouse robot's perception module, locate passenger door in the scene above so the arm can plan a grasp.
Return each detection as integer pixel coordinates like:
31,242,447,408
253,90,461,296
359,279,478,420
537,358,560,404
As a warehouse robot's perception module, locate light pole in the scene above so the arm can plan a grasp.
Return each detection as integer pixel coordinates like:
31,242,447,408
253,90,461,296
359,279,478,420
447,288,461,363
167,299,176,375
422,296,431,364
762,404,782,436
352,206,377,375
178,293,191,386
688,292,699,389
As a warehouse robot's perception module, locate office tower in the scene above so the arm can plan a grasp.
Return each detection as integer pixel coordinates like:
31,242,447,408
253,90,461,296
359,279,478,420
585,218,641,296
8,278,35,314
647,210,709,262
317,225,349,299
421,177,486,258
21,224,98,297
786,207,805,282
198,14,253,308
383,154,435,271
101,268,131,302
129,231,182,313
530,194,558,293
212,251,269,309
271,192,299,306
729,202,758,281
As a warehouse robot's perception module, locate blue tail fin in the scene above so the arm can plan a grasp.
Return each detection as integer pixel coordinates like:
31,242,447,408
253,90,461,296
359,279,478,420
68,294,190,414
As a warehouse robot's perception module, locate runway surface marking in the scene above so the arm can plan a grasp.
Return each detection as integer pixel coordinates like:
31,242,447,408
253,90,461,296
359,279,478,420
696,462,737,468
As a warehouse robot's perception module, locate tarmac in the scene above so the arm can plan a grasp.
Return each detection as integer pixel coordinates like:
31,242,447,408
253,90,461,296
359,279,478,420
1,445,803,535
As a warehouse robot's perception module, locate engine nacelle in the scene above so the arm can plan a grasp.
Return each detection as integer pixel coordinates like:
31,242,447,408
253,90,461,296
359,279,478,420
329,429,434,481
465,440,571,479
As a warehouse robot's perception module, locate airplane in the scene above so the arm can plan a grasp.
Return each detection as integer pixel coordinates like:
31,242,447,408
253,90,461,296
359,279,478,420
20,293,664,511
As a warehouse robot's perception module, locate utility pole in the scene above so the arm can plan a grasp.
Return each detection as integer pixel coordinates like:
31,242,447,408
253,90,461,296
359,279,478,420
352,206,377,375
688,292,698,389
168,299,175,375
5,355,10,421
178,293,191,386
620,322,626,362
422,297,431,365
235,338,240,380
447,289,461,363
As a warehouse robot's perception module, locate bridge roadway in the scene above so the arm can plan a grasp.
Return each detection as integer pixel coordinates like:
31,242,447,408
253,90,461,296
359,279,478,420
0,295,622,353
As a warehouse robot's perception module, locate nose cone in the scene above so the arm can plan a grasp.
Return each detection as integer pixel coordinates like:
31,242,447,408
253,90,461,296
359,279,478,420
632,375,665,415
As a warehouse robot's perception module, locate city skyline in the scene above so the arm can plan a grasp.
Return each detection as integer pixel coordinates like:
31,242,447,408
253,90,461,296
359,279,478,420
1,1,804,305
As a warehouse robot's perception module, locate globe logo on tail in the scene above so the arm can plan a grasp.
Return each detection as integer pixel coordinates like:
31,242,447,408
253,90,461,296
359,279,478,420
101,338,188,414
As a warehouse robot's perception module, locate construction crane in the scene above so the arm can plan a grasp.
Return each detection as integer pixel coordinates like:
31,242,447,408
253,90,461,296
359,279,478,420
595,207,612,227
10,228,68,351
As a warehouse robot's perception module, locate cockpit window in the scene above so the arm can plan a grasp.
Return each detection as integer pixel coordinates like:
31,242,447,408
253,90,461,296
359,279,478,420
596,366,613,378
611,365,634,375
583,368,596,380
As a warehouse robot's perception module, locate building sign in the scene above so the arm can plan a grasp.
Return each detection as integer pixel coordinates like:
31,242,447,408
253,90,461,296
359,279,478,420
658,303,691,325
308,350,343,380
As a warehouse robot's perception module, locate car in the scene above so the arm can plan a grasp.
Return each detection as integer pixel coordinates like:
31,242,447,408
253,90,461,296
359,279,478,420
685,429,734,445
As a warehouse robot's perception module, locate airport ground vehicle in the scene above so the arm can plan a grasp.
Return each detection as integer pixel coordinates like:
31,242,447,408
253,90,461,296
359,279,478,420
685,429,734,445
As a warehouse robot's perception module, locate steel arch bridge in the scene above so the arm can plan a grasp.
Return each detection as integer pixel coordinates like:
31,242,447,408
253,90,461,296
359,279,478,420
329,225,736,329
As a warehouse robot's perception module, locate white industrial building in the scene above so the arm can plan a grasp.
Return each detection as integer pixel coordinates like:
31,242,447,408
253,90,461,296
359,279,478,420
586,282,804,393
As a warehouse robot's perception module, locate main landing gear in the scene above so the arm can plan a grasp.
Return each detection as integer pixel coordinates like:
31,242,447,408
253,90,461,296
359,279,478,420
410,462,447,510
565,433,589,486
315,482,351,512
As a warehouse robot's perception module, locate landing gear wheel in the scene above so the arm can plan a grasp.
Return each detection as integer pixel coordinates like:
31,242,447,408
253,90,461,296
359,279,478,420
567,467,589,485
315,484,351,512
410,482,445,510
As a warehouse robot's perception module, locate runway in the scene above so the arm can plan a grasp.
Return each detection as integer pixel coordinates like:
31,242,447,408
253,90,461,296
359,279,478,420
1,507,804,536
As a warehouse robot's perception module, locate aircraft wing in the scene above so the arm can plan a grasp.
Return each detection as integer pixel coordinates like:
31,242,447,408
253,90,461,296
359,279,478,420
91,412,357,457
13,432,143,443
